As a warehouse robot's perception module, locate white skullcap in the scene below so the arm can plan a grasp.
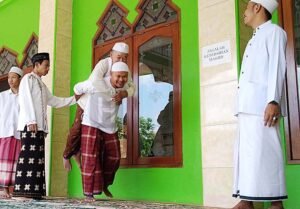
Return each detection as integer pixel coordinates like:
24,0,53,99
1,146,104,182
9,66,23,77
111,62,129,72
112,42,129,54
250,0,278,14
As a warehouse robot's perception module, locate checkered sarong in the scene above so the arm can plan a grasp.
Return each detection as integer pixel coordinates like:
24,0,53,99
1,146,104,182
81,125,120,196
0,137,21,187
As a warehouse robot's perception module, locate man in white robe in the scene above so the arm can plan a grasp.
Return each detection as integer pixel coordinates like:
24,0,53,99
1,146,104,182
13,53,76,200
232,1,287,209
0,67,23,198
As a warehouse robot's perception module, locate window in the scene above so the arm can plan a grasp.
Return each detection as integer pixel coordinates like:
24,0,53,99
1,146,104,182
280,0,300,162
93,0,181,167
0,34,38,92
0,48,18,92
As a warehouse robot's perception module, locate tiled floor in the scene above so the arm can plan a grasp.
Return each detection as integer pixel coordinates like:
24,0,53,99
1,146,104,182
0,197,227,209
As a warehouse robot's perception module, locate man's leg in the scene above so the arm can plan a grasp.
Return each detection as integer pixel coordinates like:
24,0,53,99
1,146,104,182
269,201,284,209
102,132,120,198
232,200,254,209
63,105,84,171
81,125,102,198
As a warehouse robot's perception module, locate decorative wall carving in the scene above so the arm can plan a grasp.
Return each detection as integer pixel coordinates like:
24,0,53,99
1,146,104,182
0,49,18,76
95,2,131,45
94,0,178,46
21,35,38,69
134,0,178,31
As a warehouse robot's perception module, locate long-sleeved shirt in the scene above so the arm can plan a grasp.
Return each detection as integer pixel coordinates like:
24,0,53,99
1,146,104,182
77,57,135,108
74,77,122,134
237,20,287,116
18,72,76,133
0,89,20,139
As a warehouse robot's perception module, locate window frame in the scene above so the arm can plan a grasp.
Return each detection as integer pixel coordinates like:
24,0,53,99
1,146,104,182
92,0,182,167
132,21,182,167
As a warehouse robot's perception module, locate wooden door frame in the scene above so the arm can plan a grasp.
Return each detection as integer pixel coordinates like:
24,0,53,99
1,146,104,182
279,0,300,162
132,21,182,167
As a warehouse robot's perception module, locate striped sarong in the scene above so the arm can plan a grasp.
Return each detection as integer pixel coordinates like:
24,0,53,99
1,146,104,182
0,137,21,188
81,125,120,196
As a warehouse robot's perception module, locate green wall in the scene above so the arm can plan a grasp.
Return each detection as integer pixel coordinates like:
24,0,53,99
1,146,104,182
0,0,40,62
236,1,300,209
69,0,202,205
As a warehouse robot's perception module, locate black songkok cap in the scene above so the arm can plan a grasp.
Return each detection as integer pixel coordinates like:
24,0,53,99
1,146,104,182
31,52,50,64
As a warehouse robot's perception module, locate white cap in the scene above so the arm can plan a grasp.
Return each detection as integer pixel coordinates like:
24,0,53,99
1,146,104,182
9,66,23,77
112,42,129,54
250,0,278,14
111,62,129,72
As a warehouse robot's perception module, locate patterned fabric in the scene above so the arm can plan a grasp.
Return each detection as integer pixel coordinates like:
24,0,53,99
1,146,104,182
12,129,46,199
81,125,120,196
63,105,83,159
0,137,21,187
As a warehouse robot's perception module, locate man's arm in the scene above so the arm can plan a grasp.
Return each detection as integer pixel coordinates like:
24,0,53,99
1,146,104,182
264,28,287,127
46,85,76,108
89,58,112,94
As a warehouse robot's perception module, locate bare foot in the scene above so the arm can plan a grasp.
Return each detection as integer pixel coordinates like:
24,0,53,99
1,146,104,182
84,195,95,202
232,200,254,209
269,201,284,209
0,188,11,199
103,187,113,198
11,196,33,201
63,158,72,172
74,152,81,168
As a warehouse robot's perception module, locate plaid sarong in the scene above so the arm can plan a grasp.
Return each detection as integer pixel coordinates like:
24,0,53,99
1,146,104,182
81,125,120,196
0,137,21,187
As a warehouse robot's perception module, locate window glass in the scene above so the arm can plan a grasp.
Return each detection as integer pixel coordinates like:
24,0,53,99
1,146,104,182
138,37,174,157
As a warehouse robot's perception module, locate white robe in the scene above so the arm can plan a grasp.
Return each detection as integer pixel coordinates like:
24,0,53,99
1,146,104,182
18,72,76,133
0,89,20,139
74,77,123,134
233,21,287,201
233,114,287,201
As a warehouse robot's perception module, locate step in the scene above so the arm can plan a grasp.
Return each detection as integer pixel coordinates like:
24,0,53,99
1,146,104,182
0,198,228,209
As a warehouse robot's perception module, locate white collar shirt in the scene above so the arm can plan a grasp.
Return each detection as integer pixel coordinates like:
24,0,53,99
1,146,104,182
237,20,287,116
77,57,135,108
78,77,123,134
0,89,20,139
18,72,76,133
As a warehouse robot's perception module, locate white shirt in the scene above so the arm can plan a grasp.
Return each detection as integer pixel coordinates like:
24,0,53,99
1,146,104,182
18,72,76,133
237,21,287,116
74,77,122,134
77,57,135,108
0,89,20,139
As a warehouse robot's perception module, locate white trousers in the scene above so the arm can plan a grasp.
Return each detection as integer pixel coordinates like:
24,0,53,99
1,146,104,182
233,113,287,201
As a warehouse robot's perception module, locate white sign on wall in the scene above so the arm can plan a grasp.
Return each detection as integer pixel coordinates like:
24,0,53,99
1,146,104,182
201,40,231,67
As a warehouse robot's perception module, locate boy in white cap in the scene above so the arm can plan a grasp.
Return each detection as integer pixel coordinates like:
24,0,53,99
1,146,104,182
63,42,135,172
232,1,287,209
74,62,129,201
0,67,23,198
